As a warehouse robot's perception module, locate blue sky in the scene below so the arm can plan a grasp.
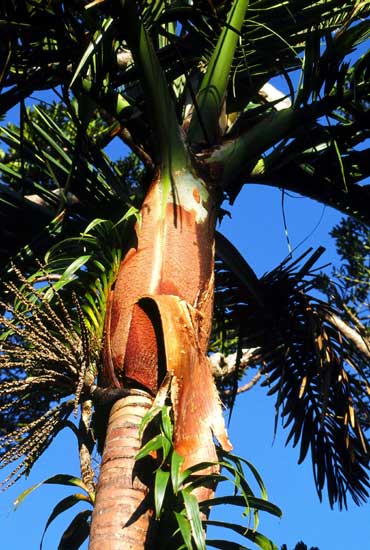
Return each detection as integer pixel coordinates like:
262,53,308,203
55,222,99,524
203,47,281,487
215,186,370,550
1,178,369,550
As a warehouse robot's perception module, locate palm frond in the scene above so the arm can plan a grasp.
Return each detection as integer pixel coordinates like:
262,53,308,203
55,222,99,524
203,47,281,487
205,4,370,221
213,242,370,507
1,1,370,223
0,101,145,276
0,102,133,216
36,209,139,337
260,293,370,509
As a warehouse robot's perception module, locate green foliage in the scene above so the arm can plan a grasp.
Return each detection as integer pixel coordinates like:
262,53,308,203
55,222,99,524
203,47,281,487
1,1,370,221
57,510,92,550
321,217,370,323
137,405,281,550
0,204,137,492
187,0,250,145
0,100,145,276
14,473,93,549
39,209,140,337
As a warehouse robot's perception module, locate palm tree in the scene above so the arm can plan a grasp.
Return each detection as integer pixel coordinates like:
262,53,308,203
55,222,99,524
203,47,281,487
1,1,370,548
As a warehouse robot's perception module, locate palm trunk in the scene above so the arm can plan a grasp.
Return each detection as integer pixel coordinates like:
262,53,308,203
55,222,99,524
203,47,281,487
89,391,156,550
90,170,231,548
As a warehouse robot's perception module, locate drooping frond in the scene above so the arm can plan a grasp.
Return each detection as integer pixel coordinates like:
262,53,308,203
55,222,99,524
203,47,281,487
212,238,370,507
260,291,370,509
35,209,139,338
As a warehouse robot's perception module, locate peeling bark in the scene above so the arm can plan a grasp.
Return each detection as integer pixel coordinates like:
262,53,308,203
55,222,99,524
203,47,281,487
103,170,216,390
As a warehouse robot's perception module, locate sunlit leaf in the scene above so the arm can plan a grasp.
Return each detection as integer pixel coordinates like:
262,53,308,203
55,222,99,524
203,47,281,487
174,511,193,550
14,475,90,510
205,520,278,550
183,490,206,550
200,496,282,518
171,450,186,494
135,434,165,461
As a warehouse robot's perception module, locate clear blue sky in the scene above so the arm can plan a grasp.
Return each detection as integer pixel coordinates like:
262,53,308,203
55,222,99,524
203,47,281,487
1,107,370,550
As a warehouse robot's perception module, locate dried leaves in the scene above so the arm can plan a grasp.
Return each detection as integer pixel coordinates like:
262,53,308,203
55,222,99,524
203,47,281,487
257,268,370,509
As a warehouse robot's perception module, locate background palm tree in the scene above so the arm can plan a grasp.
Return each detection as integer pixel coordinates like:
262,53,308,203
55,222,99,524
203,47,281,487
1,1,370,548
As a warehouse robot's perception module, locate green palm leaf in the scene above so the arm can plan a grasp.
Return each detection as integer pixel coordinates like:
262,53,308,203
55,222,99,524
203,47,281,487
0,101,145,275
1,1,370,220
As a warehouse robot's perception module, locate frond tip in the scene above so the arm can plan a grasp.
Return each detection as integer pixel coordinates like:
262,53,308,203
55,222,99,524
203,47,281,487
0,267,98,489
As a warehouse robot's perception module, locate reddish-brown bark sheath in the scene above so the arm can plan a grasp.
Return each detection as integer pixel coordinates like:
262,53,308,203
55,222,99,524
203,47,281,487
103,171,215,391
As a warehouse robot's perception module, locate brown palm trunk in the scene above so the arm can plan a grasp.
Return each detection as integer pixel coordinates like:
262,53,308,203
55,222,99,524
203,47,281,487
89,391,156,550
89,171,231,548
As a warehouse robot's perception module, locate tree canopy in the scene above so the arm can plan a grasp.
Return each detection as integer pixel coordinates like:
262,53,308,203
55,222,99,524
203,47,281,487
1,1,370,548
